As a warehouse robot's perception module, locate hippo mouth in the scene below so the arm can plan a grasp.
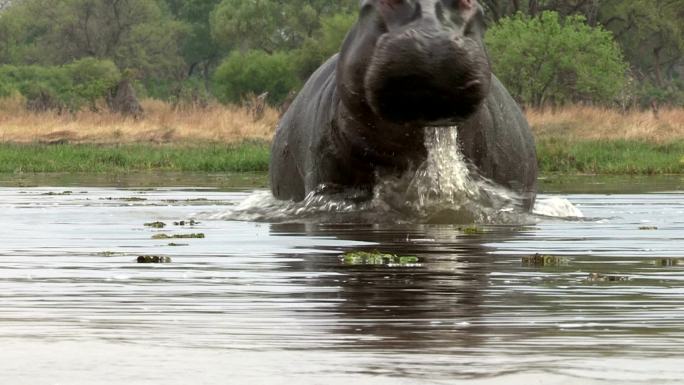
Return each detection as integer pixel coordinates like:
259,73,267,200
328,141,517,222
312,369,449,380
364,31,490,125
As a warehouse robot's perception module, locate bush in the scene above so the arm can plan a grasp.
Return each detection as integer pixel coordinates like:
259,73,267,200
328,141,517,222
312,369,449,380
0,58,121,111
486,11,628,107
292,13,356,80
65,58,121,108
212,50,299,105
637,80,684,108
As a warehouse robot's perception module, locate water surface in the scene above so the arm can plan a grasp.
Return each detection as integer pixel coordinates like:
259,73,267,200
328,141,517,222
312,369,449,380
1,174,683,384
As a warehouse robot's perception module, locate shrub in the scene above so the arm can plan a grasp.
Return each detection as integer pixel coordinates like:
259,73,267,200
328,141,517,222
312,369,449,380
486,11,628,107
0,58,121,111
292,13,356,80
212,50,299,105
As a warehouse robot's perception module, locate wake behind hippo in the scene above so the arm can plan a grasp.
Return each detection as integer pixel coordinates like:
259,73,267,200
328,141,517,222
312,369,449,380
270,0,537,211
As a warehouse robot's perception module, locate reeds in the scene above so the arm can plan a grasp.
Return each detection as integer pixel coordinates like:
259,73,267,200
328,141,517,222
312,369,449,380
1,97,682,144
527,105,684,143
0,96,280,144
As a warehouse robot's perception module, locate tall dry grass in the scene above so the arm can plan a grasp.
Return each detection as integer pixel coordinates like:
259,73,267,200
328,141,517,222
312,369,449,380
0,95,280,144
527,105,684,143
1,95,683,144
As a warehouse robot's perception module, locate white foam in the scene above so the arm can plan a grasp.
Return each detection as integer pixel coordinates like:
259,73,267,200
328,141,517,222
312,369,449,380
211,127,580,224
533,196,584,218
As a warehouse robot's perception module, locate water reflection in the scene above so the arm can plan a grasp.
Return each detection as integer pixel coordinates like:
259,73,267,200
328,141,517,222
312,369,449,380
1,180,684,384
269,223,525,352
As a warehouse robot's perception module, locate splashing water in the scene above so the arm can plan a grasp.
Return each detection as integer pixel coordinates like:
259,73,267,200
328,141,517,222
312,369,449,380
211,127,581,223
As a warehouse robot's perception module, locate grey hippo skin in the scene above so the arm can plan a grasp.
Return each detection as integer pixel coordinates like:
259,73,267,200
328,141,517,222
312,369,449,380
270,0,538,210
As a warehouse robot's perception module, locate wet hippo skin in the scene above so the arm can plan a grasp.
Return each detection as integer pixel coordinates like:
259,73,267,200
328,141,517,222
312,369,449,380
270,0,537,210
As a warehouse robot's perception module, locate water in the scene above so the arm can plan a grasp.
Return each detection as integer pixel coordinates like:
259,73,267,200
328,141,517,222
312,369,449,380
1,174,683,384
1,127,684,384
218,128,529,224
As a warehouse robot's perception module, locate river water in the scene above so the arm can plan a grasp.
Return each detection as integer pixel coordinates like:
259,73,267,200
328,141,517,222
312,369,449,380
1,172,683,384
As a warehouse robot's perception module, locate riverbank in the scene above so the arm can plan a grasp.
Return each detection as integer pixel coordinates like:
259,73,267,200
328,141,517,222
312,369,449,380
0,141,270,173
0,102,682,175
1,139,682,175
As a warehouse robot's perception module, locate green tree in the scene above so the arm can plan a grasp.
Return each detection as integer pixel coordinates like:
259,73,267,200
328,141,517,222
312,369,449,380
0,58,120,110
210,0,356,53
486,11,628,107
600,0,684,88
292,12,355,80
0,0,187,78
212,50,299,105
162,0,222,81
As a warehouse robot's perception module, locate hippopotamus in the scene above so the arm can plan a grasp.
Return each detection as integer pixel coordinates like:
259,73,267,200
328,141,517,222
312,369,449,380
270,0,538,210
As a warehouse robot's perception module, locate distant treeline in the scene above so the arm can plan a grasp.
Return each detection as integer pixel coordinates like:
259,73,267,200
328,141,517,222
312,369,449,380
0,0,682,112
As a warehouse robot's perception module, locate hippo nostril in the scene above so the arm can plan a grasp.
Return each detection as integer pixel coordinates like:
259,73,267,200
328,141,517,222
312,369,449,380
459,0,474,9
460,79,482,91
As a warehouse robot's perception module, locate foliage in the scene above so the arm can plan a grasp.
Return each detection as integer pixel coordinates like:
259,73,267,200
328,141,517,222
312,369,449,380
292,13,356,80
212,50,299,105
486,11,628,107
0,58,120,110
599,1,684,89
163,0,223,79
209,0,356,53
0,0,187,78
1,0,682,108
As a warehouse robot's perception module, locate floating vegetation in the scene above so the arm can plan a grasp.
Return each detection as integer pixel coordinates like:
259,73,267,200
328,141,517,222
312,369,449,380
459,226,483,235
653,258,682,267
101,197,147,202
163,198,209,203
586,273,630,282
522,253,571,267
639,226,658,230
168,243,189,247
152,233,205,240
137,256,172,264
41,191,73,196
121,197,147,202
97,251,121,257
174,220,199,226
341,251,421,267
144,221,166,228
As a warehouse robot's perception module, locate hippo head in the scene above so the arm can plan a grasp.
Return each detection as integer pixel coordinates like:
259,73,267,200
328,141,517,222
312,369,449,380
337,0,491,126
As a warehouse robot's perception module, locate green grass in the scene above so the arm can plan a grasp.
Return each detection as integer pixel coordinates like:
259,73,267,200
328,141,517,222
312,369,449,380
0,140,271,173
0,138,682,175
537,139,684,174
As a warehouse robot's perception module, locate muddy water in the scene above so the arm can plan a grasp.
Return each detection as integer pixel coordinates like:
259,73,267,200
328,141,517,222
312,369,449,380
1,174,684,384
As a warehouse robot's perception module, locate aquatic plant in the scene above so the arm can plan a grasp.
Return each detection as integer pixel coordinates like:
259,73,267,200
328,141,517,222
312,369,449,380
585,273,630,282
144,221,166,228
174,220,199,226
459,226,484,235
522,253,571,266
137,256,172,263
653,258,682,267
341,251,420,267
152,233,205,239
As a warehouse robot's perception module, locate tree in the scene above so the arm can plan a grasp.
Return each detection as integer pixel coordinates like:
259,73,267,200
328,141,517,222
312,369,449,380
210,0,356,53
0,0,187,78
481,0,601,24
161,0,222,81
212,50,299,105
599,0,684,88
486,11,628,107
292,12,355,80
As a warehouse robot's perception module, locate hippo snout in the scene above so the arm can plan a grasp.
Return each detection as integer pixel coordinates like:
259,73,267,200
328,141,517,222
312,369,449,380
364,31,490,125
